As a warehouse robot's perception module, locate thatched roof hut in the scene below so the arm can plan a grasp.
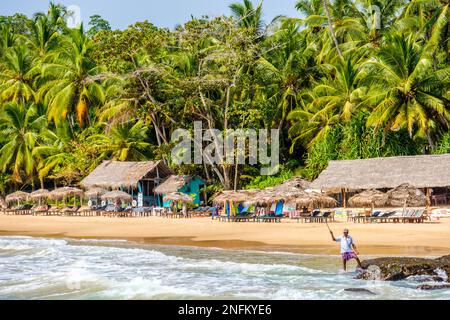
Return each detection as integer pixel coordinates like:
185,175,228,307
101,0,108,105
163,192,194,203
101,191,133,202
348,190,389,207
29,189,50,200
48,187,84,200
387,184,426,207
80,160,172,189
85,188,107,199
5,191,29,203
311,154,450,190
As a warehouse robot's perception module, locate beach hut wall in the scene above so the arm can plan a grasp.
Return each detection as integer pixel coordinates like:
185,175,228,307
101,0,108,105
311,154,450,190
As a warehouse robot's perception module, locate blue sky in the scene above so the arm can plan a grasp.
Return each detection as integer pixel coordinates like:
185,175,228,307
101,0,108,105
0,0,300,29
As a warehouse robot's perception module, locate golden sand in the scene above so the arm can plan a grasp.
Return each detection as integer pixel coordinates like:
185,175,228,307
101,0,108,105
0,214,449,256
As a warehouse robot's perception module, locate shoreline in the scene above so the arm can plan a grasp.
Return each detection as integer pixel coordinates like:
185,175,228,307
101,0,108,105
1,215,449,257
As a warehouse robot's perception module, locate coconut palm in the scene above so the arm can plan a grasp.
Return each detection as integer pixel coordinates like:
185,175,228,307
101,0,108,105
39,25,105,128
0,46,38,103
229,0,264,35
0,102,46,182
363,33,450,145
89,121,151,161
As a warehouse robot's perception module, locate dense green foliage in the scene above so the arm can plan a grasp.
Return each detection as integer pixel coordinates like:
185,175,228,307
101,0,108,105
0,1,448,193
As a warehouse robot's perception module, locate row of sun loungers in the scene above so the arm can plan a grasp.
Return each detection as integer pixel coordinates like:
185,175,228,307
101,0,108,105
349,209,426,223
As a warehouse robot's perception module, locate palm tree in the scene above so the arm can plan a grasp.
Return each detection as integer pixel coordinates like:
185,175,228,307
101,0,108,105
39,25,105,128
363,33,450,146
0,45,38,104
33,122,73,185
229,0,264,35
89,121,151,161
0,102,46,183
257,18,324,130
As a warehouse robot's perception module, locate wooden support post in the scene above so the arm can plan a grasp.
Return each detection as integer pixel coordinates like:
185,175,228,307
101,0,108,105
342,188,347,209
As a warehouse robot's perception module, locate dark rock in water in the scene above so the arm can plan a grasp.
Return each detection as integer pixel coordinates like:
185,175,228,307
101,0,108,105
344,288,376,295
356,255,450,281
417,284,450,291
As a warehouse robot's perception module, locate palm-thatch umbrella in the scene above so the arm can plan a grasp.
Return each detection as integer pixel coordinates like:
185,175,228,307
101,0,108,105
163,192,194,203
5,191,29,205
307,191,339,208
84,187,107,199
387,184,426,207
213,190,258,204
0,196,7,209
49,187,84,200
277,177,311,190
29,189,50,205
101,190,132,204
287,190,337,209
49,187,85,206
348,189,389,208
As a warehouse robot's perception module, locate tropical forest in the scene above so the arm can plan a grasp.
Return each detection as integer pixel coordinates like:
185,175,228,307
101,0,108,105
0,0,449,194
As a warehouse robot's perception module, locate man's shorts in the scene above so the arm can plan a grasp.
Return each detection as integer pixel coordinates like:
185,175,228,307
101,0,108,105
341,252,357,261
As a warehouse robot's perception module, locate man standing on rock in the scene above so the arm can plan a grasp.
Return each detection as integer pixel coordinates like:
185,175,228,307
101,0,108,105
330,228,363,271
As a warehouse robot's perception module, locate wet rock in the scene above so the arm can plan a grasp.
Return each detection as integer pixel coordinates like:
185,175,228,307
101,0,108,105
417,284,450,291
344,288,376,295
356,255,450,281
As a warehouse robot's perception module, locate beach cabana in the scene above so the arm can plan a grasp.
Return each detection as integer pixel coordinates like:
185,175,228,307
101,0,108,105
154,175,205,205
311,154,450,207
81,160,172,207
348,190,389,208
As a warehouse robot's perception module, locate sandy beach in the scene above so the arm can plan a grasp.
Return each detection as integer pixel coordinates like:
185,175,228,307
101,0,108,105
0,214,449,257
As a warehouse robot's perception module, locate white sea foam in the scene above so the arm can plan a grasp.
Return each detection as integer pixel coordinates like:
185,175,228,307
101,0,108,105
0,236,449,300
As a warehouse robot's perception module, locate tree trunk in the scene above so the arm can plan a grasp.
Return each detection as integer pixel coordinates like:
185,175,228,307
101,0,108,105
323,0,343,58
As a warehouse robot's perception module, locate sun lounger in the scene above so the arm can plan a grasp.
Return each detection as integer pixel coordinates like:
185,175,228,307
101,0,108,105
370,211,397,223
402,209,425,223
256,213,283,223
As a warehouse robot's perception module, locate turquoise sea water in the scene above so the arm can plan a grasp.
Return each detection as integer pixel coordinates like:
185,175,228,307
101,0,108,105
0,236,448,300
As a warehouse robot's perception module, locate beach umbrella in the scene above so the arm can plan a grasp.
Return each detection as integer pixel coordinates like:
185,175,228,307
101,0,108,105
276,177,311,190
348,189,388,208
308,191,339,208
5,191,29,204
101,190,132,203
0,196,7,209
48,187,84,200
29,189,50,205
84,187,107,199
213,190,258,204
163,192,194,203
387,184,426,207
